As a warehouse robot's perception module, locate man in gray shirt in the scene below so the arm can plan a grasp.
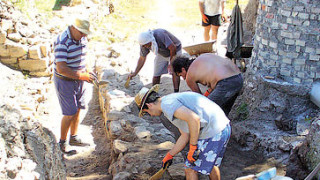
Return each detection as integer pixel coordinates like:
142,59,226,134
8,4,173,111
128,29,182,92
135,85,231,180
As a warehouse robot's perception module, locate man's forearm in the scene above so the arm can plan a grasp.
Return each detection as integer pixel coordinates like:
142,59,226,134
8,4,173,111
133,56,146,75
188,117,200,146
199,2,205,15
187,81,202,94
56,62,82,79
221,1,225,14
168,131,189,156
168,44,177,63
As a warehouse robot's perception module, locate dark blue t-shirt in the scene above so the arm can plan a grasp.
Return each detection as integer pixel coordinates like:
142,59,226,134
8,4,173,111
140,29,181,57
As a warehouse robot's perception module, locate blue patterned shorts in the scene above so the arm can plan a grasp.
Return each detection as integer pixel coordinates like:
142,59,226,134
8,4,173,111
184,124,231,175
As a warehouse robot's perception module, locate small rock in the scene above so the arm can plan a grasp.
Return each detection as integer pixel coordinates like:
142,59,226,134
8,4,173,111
113,171,131,180
134,126,151,139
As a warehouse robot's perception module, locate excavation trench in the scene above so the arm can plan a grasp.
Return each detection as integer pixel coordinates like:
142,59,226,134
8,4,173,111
93,62,285,179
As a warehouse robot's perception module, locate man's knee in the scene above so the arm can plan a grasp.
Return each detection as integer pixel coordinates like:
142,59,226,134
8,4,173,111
204,26,211,32
62,114,76,122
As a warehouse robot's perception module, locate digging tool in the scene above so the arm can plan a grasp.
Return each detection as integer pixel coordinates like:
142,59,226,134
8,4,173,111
90,72,108,88
149,163,170,180
124,76,130,88
93,78,109,88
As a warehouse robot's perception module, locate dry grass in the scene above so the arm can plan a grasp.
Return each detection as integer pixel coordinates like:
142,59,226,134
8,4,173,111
174,0,200,28
226,0,250,14
92,0,158,42
10,0,250,44
10,0,54,18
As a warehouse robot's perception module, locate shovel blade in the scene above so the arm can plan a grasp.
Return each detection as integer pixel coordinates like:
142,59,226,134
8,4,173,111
149,168,166,180
124,77,130,88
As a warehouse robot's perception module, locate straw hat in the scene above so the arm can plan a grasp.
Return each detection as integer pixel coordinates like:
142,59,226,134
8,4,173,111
72,18,91,35
135,84,159,117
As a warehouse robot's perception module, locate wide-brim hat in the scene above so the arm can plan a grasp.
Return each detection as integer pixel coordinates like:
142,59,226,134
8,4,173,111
72,18,91,35
135,84,159,117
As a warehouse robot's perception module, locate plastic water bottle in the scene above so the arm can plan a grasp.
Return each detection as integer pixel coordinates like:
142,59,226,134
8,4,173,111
256,167,276,180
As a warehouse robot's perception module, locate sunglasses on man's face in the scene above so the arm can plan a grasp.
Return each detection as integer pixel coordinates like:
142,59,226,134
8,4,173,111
80,31,87,37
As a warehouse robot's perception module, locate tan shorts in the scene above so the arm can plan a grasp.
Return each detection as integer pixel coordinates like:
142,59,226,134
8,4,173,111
153,50,182,77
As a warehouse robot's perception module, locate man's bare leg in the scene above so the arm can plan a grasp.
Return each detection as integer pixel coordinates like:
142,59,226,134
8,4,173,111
172,73,180,92
204,25,211,41
60,114,74,141
152,76,161,85
70,108,80,136
211,25,219,41
209,166,220,180
185,168,198,180
59,113,78,154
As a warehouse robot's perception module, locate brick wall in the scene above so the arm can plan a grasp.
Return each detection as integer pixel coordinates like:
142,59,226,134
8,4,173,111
250,0,320,84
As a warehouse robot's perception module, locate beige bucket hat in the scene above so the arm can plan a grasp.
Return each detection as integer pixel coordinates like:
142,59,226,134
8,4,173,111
135,84,159,117
72,18,91,35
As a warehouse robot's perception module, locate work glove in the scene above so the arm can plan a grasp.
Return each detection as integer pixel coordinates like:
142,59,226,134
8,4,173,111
204,90,210,97
79,72,98,83
89,71,98,80
89,72,98,83
187,144,199,166
89,72,100,87
162,152,173,169
79,72,91,82
202,14,209,23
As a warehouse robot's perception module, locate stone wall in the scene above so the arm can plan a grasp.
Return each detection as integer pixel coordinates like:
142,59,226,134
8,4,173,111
0,1,66,179
0,1,53,77
250,0,320,84
229,0,320,178
0,104,66,180
95,63,186,179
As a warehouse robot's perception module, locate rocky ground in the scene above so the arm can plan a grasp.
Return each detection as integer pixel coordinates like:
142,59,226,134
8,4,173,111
2,0,316,179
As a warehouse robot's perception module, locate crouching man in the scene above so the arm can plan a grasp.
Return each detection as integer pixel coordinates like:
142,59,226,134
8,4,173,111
135,85,231,180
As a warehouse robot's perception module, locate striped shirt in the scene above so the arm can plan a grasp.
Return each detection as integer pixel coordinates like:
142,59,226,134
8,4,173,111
54,26,87,78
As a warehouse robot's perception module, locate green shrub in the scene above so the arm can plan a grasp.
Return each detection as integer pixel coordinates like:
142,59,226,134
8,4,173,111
236,102,249,121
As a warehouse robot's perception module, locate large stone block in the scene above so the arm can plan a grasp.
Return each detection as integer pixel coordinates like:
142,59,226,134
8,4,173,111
19,59,47,72
310,82,320,108
310,54,320,61
39,45,47,58
1,19,13,32
29,70,51,77
6,43,27,58
0,57,17,65
0,31,6,44
0,44,9,57
7,33,22,43
28,45,41,59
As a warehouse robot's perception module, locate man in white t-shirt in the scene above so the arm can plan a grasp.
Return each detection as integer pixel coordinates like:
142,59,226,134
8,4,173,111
199,0,226,41
135,85,231,180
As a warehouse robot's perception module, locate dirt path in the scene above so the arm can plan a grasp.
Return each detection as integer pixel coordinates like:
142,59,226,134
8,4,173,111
64,87,111,180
